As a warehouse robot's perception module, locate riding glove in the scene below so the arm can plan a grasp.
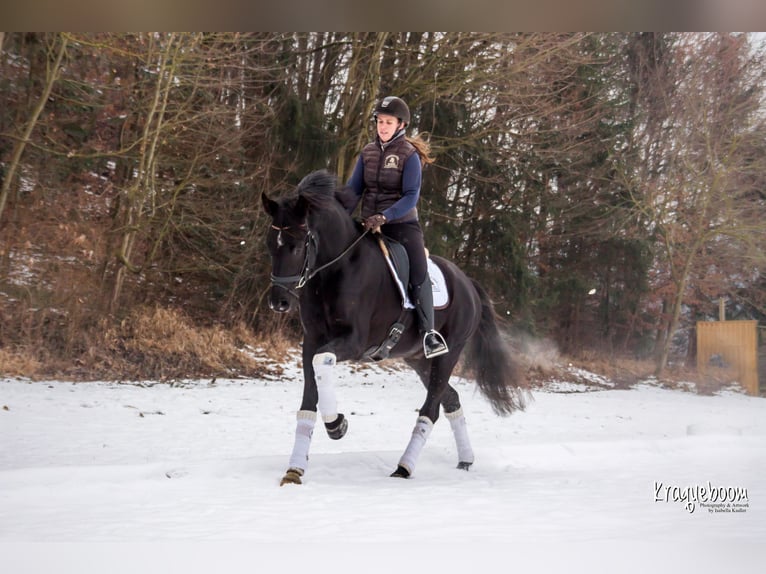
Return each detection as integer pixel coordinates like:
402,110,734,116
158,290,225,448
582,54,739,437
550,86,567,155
363,213,387,230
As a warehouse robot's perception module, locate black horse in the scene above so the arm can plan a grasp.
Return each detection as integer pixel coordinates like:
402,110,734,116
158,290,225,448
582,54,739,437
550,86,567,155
262,170,529,485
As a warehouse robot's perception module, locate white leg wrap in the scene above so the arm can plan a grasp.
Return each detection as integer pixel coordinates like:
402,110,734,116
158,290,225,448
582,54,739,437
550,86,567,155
288,410,316,471
446,408,474,464
313,352,339,423
398,416,434,475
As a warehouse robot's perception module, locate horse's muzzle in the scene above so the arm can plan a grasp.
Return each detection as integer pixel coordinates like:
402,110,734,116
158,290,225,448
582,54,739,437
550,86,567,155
269,289,292,313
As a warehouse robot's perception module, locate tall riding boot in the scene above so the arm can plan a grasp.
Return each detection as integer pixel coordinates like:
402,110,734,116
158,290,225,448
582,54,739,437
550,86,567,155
411,278,449,359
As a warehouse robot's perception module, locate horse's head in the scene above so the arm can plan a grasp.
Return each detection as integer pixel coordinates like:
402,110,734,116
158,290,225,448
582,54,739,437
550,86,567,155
262,170,359,313
261,191,309,313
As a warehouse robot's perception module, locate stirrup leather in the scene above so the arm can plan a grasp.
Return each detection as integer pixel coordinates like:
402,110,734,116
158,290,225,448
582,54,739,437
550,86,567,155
423,330,449,358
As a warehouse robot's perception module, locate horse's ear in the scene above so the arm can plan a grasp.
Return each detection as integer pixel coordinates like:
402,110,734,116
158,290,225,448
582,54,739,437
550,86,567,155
261,192,277,216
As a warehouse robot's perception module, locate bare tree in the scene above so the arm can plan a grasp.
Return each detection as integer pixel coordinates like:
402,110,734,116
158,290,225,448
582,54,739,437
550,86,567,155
621,33,766,375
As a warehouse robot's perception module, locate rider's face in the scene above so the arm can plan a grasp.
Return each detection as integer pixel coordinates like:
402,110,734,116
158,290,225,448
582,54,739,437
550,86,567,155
376,114,401,143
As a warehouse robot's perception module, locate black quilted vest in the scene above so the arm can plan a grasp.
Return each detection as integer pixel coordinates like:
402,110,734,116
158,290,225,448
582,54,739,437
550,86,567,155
360,135,418,223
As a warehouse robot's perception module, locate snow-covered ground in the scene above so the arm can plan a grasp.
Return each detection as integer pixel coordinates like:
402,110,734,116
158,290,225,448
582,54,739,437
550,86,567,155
2,357,765,573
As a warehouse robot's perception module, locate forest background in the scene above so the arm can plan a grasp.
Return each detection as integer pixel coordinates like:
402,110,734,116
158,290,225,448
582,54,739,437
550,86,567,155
0,32,764,383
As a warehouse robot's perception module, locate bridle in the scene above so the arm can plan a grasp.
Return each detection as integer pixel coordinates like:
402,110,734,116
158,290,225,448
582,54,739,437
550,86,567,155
269,223,370,297
268,223,308,298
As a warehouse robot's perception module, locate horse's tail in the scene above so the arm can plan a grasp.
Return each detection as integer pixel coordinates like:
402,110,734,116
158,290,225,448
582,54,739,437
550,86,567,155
465,279,531,416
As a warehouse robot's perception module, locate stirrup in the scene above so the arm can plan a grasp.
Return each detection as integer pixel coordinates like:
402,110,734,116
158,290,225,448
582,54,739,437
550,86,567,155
423,330,449,359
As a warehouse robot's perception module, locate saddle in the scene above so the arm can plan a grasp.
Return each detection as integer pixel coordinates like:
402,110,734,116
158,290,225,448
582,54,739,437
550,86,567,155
362,235,448,362
377,235,448,310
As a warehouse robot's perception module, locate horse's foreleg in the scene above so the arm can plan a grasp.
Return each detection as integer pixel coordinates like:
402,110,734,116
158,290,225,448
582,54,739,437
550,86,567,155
445,407,474,470
281,410,317,486
313,352,348,440
281,349,350,486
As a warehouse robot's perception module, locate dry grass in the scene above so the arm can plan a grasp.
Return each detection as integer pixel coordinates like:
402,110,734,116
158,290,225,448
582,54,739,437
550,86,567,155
0,305,292,382
0,347,43,378
565,353,658,388
83,306,287,381
514,335,754,394
0,300,756,395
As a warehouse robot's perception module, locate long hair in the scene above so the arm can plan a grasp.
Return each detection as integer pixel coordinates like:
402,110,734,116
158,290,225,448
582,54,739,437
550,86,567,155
406,132,435,166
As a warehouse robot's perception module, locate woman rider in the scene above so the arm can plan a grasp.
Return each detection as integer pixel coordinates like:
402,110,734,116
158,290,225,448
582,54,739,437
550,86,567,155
342,96,449,359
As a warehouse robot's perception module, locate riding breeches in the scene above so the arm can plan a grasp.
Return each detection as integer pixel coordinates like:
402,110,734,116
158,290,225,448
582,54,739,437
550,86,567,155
380,220,427,287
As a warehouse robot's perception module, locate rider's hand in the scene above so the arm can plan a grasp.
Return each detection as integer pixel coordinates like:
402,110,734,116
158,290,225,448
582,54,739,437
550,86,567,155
362,213,387,230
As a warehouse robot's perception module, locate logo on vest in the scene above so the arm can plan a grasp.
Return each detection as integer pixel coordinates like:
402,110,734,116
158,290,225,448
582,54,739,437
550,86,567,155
383,155,399,169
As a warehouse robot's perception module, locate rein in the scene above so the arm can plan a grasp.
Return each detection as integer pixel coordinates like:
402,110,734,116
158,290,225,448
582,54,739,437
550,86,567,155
270,226,370,293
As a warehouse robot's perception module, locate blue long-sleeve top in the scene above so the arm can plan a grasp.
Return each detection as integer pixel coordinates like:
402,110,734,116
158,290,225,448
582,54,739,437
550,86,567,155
345,151,421,222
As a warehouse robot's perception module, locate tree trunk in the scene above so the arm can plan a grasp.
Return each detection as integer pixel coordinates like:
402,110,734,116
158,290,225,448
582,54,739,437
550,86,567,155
108,33,179,311
0,34,67,223
654,247,698,377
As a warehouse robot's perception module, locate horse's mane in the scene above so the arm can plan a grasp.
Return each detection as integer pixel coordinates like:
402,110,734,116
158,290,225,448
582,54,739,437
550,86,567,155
295,170,360,236
297,170,340,208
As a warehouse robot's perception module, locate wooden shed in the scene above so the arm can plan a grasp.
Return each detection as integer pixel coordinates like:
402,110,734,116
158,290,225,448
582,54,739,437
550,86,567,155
696,320,759,395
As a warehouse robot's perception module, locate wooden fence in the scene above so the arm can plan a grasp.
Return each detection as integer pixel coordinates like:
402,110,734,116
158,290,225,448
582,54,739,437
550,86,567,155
697,320,759,395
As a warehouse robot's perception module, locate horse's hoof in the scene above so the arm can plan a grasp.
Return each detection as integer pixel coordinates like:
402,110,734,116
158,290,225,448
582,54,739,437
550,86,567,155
280,468,304,486
390,465,411,479
325,413,348,440
457,461,473,471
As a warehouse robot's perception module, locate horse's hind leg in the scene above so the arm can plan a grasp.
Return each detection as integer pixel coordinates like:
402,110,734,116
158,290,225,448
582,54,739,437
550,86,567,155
441,385,475,470
394,352,466,478
405,357,475,471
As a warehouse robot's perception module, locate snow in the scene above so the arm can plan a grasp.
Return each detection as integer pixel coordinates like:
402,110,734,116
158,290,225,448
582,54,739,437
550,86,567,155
2,356,765,573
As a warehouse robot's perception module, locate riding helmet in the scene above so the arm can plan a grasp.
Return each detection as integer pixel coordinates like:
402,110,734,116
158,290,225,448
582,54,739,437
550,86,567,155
373,96,410,126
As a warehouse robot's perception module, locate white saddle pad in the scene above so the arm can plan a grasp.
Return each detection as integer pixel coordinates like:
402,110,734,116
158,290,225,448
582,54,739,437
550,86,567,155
386,257,449,310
